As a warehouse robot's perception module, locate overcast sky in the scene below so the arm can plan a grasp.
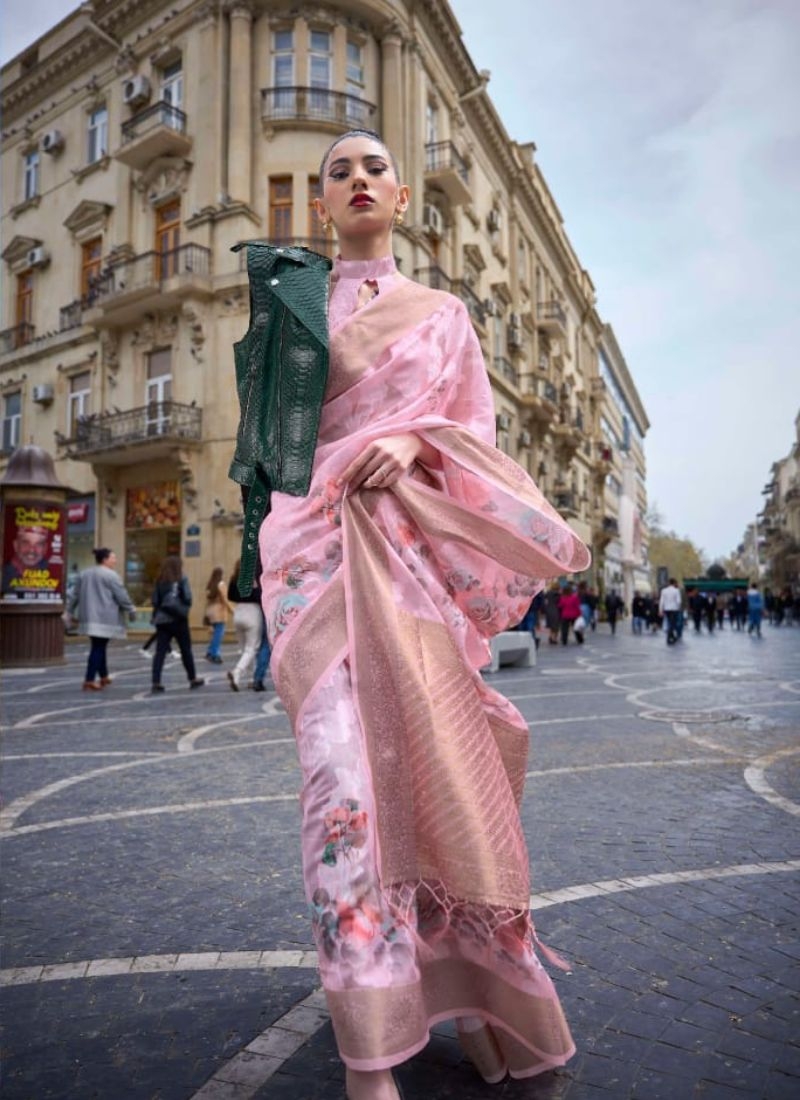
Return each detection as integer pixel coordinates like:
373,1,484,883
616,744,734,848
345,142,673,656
3,1,799,560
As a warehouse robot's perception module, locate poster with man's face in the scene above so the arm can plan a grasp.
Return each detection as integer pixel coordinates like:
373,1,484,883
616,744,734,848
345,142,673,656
1,501,65,602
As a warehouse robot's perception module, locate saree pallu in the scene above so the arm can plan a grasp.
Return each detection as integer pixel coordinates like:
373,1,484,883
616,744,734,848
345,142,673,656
259,278,590,1074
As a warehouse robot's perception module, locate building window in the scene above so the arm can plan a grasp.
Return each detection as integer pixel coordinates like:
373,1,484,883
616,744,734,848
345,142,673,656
426,101,439,145
16,271,33,338
492,311,505,362
309,29,331,111
23,150,40,201
273,29,294,115
269,176,293,241
68,371,91,437
346,40,364,92
517,237,527,287
160,59,183,128
2,392,22,453
155,200,181,279
145,348,172,435
87,105,108,164
81,237,103,299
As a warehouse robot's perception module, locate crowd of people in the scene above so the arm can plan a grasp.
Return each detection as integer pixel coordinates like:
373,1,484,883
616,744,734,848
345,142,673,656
66,551,271,692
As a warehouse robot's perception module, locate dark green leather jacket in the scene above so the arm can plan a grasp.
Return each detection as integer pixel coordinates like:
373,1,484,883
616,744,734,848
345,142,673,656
229,243,332,594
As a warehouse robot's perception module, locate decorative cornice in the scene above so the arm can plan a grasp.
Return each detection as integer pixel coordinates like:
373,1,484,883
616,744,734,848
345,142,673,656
63,200,113,236
2,234,39,265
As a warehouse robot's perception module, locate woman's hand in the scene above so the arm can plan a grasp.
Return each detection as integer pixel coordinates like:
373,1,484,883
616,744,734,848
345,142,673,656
338,433,432,490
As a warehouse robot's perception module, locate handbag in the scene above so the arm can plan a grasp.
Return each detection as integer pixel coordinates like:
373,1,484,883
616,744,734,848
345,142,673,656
160,581,189,620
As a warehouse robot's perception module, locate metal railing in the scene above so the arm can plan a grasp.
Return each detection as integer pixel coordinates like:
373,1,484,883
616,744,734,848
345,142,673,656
0,322,35,353
237,237,335,270
261,87,377,128
537,299,567,328
424,140,469,183
451,280,486,326
92,244,211,301
493,356,519,387
68,401,202,455
414,265,451,292
602,515,619,536
555,490,576,512
121,101,188,144
543,380,558,403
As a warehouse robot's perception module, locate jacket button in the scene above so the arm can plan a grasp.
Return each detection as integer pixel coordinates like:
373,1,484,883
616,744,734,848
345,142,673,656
270,278,279,286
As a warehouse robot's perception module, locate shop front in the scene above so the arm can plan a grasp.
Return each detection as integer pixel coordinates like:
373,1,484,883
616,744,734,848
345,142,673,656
124,481,181,607
65,496,96,603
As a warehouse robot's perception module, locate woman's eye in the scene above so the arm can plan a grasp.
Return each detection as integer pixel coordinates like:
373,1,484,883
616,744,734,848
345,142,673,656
368,166,387,174
330,170,348,180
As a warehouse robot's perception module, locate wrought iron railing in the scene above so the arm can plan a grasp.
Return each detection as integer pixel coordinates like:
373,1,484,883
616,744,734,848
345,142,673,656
493,356,519,387
555,491,577,512
0,322,34,353
414,265,451,292
92,244,211,301
537,299,567,328
424,140,469,184
121,101,188,143
261,87,376,128
68,402,202,455
451,280,486,326
602,515,619,535
543,380,558,403
237,237,335,271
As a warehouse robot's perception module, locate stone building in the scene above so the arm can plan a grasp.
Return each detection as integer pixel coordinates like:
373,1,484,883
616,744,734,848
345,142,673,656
757,411,800,591
1,0,649,612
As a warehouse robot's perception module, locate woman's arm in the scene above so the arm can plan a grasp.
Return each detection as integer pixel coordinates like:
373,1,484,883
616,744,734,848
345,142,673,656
218,579,234,613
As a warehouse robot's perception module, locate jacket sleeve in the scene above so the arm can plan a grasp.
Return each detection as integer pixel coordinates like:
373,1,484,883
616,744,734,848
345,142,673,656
108,570,136,612
181,577,193,608
67,573,81,617
151,583,161,611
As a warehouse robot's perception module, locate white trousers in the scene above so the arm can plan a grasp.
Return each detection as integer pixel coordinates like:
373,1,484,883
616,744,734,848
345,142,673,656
231,603,263,686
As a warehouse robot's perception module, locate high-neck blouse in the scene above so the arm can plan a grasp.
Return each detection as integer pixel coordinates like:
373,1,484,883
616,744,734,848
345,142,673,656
329,253,401,333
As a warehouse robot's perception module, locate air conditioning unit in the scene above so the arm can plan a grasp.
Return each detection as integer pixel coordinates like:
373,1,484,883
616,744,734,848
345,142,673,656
422,203,444,238
41,129,64,154
123,74,152,108
487,208,502,233
32,384,54,405
482,298,497,317
27,246,50,268
507,325,523,350
496,411,512,431
518,429,531,447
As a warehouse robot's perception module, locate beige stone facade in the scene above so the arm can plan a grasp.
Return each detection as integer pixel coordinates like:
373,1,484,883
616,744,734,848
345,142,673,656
755,412,800,590
1,0,649,615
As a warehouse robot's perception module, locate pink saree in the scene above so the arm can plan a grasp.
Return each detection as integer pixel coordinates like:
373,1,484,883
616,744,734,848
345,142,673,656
259,256,590,1076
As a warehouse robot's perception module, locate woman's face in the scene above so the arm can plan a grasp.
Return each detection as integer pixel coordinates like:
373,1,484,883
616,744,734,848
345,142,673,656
316,135,408,239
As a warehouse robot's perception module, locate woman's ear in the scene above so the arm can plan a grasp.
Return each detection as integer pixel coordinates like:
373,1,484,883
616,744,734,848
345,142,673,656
313,196,329,227
396,183,410,216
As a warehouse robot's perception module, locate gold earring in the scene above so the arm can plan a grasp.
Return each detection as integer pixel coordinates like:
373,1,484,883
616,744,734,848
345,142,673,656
321,219,331,231
394,210,405,226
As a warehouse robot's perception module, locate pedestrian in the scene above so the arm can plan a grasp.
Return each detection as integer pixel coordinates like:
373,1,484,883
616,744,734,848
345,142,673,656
658,577,683,645
716,597,725,630
226,560,263,692
149,555,205,693
705,593,717,633
67,547,135,691
229,129,587,1096
578,581,591,631
604,588,623,635
689,588,705,632
747,581,764,638
631,592,646,634
558,583,584,643
204,565,234,663
544,582,561,644
251,608,271,691
139,627,179,661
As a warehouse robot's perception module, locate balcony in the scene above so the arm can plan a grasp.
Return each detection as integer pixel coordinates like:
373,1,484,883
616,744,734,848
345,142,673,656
116,102,193,170
84,244,212,327
414,265,451,292
521,376,558,425
261,87,376,132
65,402,202,465
593,442,613,483
424,141,471,205
603,515,619,537
492,355,519,388
452,280,487,328
537,299,567,338
0,322,34,354
238,237,335,271
554,490,579,517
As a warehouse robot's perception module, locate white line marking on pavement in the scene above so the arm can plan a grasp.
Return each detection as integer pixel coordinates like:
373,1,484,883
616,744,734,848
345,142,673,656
3,751,164,760
4,713,266,728
6,792,299,837
0,739,295,836
530,859,800,910
177,710,273,754
525,756,743,780
744,746,800,817
529,713,634,726
504,689,620,702
671,721,743,756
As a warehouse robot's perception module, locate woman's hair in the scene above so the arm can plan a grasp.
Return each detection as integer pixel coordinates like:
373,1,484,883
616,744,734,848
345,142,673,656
229,559,241,589
93,547,112,564
158,555,183,584
318,128,400,188
206,566,224,600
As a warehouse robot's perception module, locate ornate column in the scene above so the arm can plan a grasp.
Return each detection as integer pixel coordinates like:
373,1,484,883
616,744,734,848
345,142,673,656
227,2,253,206
380,26,404,177
195,1,223,205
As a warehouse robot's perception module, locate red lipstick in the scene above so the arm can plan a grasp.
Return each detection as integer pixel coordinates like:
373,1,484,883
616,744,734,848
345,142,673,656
350,194,374,207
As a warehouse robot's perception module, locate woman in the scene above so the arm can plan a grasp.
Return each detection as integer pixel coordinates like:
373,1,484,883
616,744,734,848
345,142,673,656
544,582,562,645
236,130,589,1100
204,565,233,663
68,547,135,691
558,583,583,645
150,555,204,693
225,560,263,691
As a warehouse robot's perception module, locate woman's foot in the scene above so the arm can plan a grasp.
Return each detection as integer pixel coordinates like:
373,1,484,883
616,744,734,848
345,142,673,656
150,684,165,694
190,678,205,689
251,680,265,692
82,681,103,692
456,1022,507,1084
345,1067,401,1100
100,676,112,686
227,671,239,692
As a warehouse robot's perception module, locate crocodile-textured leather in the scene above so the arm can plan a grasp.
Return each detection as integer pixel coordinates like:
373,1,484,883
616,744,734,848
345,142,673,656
229,243,332,594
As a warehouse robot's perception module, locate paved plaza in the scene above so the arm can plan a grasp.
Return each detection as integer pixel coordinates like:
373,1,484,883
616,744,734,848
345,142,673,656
1,621,799,1100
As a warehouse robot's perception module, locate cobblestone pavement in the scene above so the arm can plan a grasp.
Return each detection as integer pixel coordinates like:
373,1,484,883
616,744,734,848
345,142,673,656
1,621,799,1100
